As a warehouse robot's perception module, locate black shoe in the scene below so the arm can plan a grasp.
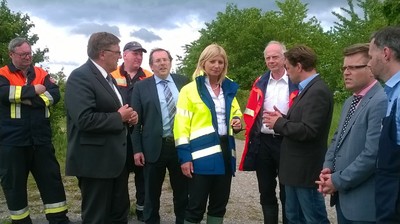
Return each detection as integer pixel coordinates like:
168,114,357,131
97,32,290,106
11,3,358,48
136,209,144,222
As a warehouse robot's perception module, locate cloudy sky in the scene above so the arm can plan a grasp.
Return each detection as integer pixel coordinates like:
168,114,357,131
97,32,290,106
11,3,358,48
7,0,349,75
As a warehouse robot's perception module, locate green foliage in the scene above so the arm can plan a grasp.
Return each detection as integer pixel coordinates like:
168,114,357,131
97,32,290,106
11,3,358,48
383,0,400,25
49,69,67,161
0,0,48,66
177,0,388,96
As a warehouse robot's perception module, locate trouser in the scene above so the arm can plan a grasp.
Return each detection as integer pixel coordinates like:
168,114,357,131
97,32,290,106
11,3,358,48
132,165,145,210
285,186,329,224
256,133,286,223
185,136,232,223
143,139,188,224
78,167,130,224
0,144,69,224
127,134,145,209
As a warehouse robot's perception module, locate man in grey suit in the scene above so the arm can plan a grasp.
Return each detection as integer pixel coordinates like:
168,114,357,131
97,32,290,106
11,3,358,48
65,32,138,223
131,48,189,224
317,43,387,223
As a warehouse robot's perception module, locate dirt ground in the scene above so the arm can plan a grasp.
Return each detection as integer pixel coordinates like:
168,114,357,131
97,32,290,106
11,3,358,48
0,139,337,224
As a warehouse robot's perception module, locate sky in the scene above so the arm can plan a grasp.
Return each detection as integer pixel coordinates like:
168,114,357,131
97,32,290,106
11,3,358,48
7,0,350,76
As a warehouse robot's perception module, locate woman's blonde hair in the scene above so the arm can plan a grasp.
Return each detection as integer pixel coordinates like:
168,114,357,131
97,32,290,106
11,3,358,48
192,43,228,84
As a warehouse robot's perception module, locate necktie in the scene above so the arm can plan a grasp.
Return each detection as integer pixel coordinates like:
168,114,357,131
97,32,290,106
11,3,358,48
332,95,362,171
160,80,176,123
289,90,299,107
106,75,114,89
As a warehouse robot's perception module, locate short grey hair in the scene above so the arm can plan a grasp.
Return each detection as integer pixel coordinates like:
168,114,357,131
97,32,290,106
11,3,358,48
8,37,30,52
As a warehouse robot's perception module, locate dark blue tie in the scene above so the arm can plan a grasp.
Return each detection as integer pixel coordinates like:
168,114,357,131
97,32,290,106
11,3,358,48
332,95,362,171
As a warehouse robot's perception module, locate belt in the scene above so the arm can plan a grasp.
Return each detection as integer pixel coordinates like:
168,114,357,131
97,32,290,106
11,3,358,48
162,136,175,143
261,133,282,138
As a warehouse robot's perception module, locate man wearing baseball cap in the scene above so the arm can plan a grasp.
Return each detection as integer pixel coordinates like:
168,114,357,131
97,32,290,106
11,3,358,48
111,41,152,222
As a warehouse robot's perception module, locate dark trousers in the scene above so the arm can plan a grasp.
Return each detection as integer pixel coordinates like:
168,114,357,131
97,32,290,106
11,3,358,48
256,133,286,222
132,164,145,208
143,139,188,224
78,167,130,224
0,145,69,224
185,136,232,223
185,173,232,223
127,134,145,208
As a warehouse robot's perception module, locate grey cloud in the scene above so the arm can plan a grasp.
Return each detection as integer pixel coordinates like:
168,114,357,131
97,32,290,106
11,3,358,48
8,0,350,31
70,23,121,37
130,28,162,43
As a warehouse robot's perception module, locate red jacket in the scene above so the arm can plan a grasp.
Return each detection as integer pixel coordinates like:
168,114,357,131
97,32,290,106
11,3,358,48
239,71,297,171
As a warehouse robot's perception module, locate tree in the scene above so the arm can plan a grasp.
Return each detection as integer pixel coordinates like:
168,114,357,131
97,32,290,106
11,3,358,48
177,0,329,89
383,0,400,25
0,0,48,66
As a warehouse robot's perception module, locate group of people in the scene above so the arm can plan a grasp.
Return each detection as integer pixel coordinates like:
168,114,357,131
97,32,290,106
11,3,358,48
240,26,400,224
0,25,400,224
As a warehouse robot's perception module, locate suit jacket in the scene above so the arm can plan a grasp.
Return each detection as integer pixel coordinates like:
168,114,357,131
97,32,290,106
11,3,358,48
324,82,387,221
131,74,189,163
274,75,333,187
65,59,128,178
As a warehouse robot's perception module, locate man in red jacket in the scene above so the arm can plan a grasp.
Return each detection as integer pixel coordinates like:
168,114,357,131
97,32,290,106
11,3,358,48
239,41,297,224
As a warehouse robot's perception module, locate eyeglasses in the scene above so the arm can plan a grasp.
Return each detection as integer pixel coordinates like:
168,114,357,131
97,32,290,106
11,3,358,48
13,51,32,58
103,49,121,55
341,64,368,72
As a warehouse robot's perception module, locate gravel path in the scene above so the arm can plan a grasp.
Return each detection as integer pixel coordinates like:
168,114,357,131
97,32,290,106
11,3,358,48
0,139,336,223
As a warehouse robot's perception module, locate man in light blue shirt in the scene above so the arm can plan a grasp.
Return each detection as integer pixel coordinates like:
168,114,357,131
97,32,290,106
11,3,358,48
368,26,400,223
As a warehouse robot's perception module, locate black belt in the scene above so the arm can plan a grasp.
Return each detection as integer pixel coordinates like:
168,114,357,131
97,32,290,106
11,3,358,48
261,133,282,138
162,136,174,143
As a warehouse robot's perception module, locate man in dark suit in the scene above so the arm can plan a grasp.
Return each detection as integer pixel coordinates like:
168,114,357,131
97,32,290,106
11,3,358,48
264,45,332,224
65,32,138,223
317,43,387,223
131,48,189,224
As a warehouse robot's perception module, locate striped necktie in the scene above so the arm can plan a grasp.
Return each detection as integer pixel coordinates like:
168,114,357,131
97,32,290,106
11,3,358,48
160,80,176,123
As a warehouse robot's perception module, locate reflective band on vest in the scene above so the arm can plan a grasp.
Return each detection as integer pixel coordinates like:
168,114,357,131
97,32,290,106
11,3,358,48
192,145,222,160
176,107,193,118
175,136,189,146
190,126,215,140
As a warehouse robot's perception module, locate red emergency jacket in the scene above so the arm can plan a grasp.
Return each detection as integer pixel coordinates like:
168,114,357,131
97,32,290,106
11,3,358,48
239,71,298,171
0,64,60,146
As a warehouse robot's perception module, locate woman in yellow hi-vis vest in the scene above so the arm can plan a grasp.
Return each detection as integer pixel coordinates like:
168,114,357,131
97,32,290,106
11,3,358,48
174,44,242,224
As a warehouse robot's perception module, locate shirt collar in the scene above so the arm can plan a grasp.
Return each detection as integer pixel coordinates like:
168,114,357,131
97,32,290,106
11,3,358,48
154,74,173,84
269,70,288,84
355,80,377,96
385,70,400,90
90,59,108,79
299,73,318,92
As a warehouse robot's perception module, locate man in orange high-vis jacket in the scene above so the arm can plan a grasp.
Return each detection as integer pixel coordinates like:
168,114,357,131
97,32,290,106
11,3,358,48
0,37,70,223
239,41,297,224
111,41,152,222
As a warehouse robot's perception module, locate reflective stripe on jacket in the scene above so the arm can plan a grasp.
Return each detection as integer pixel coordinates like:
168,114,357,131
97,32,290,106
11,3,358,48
239,71,297,171
174,75,242,175
0,64,60,146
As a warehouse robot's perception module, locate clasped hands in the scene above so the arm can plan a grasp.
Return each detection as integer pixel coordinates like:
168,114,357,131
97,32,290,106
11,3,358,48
315,168,337,196
118,104,138,126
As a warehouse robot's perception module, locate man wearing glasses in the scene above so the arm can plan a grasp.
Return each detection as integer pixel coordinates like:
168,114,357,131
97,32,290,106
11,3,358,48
0,37,71,223
317,43,387,223
65,32,138,223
